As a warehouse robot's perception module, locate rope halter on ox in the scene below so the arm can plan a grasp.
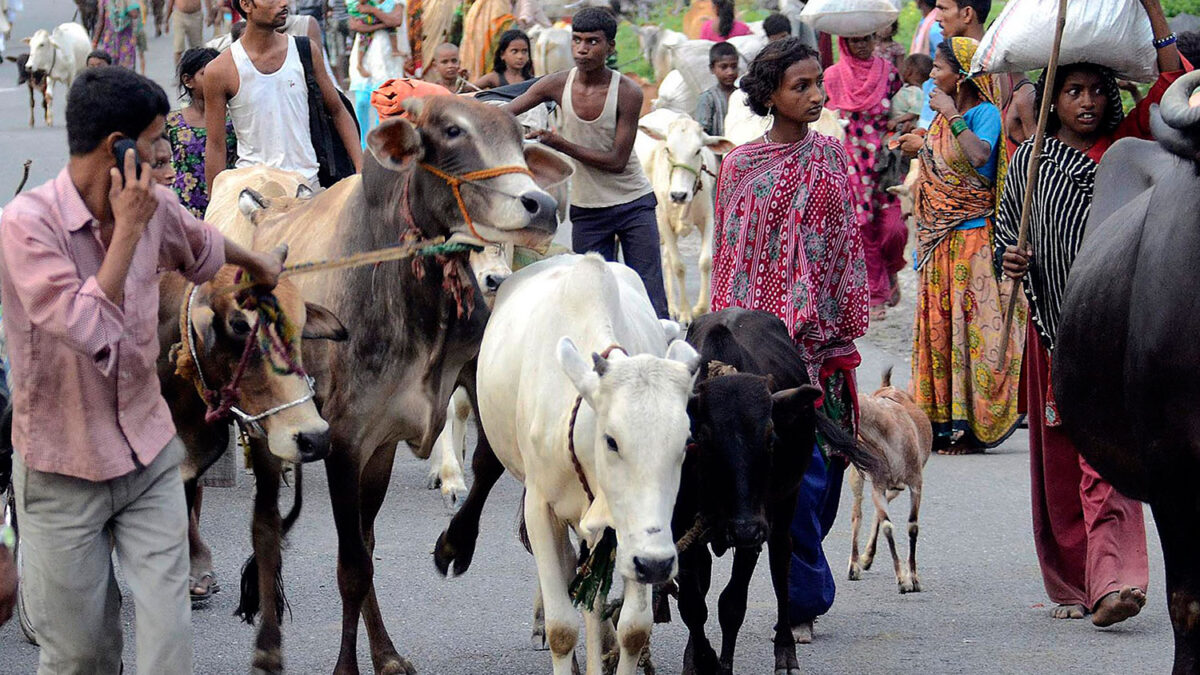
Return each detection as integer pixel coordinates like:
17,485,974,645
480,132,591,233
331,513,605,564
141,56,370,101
418,163,534,244
666,154,718,196
175,283,315,438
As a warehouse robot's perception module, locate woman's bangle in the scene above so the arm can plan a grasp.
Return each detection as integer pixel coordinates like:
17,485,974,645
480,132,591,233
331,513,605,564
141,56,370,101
948,113,964,123
950,118,969,136
1154,32,1177,49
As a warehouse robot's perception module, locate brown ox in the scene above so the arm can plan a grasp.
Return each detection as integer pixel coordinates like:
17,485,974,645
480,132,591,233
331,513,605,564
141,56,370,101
157,266,346,672
210,95,571,674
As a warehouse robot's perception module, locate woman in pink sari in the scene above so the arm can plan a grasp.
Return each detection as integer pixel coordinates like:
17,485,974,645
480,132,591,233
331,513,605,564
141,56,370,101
824,34,906,318
711,37,868,643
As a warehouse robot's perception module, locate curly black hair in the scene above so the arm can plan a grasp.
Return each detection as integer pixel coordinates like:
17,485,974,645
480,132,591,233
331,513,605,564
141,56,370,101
739,37,821,117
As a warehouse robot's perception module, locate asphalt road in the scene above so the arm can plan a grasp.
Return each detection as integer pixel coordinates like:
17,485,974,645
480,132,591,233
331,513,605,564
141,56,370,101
0,3,1175,673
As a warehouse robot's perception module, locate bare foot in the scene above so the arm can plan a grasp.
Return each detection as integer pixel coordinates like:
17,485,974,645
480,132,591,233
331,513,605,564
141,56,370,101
791,620,813,644
886,274,901,307
870,306,887,322
1051,603,1087,619
1092,587,1146,627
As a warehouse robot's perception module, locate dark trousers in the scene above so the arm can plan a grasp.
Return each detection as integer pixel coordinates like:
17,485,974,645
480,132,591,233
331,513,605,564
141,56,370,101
569,192,669,319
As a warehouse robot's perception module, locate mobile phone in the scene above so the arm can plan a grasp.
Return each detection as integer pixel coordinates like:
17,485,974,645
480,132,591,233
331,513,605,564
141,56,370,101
112,138,142,181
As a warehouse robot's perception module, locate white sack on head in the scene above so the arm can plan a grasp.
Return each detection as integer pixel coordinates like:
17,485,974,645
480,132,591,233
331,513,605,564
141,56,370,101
799,0,900,38
971,0,1157,82
655,69,708,115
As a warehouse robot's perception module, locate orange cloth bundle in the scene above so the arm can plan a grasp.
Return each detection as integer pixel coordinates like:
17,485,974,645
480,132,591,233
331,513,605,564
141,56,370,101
371,78,454,119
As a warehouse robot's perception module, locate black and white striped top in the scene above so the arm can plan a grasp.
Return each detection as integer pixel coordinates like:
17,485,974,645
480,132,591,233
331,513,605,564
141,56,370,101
995,138,1096,351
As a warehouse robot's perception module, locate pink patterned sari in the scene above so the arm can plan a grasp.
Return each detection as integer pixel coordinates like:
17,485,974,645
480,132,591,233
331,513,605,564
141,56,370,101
711,132,869,376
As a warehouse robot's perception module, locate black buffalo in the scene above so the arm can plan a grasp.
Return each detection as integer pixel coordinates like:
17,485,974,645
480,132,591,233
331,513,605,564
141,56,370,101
1055,71,1200,674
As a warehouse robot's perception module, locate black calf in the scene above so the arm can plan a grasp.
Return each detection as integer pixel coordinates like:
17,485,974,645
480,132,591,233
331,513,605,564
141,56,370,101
677,308,876,675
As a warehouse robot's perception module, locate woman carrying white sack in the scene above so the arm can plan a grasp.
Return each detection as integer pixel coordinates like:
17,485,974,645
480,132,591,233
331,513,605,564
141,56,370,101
995,0,1184,627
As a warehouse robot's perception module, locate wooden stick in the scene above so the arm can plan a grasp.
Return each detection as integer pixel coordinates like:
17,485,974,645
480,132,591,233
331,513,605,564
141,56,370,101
997,0,1070,358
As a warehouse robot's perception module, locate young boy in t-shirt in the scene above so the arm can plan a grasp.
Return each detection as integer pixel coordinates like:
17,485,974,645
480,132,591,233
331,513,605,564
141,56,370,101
694,41,739,137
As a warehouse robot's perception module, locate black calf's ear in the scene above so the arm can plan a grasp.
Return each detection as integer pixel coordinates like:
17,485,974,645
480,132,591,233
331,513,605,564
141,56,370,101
771,385,823,425
302,302,349,341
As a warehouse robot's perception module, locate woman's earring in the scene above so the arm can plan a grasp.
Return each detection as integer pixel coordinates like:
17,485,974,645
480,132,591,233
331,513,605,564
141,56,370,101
767,104,775,125
1049,104,1056,113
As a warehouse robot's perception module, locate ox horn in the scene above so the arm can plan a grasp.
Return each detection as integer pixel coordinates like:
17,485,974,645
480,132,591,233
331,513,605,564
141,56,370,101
1158,71,1200,132
1150,104,1200,163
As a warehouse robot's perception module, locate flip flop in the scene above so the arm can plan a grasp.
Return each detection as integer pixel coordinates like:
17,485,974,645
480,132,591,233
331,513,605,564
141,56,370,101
190,571,220,606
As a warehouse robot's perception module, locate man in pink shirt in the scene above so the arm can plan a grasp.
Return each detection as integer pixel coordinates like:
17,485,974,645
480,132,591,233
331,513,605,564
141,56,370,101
0,67,281,673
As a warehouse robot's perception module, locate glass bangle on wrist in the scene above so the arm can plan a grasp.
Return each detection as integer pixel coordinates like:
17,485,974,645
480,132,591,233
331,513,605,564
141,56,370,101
0,524,14,552
950,119,969,136
1154,32,1177,49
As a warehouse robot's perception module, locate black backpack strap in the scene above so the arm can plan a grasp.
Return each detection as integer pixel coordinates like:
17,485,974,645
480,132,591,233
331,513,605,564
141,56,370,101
294,36,315,81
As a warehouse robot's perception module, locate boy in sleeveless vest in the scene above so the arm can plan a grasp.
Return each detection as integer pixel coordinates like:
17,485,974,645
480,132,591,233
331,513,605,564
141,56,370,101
202,0,361,192
505,7,669,319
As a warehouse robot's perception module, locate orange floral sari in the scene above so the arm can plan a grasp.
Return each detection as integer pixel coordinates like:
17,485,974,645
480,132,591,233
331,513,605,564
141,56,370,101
909,38,1025,449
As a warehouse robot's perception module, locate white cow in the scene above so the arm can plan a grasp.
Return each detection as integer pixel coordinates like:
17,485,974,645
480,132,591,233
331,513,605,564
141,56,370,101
477,254,699,675
22,22,88,126
427,244,512,510
635,24,688,83
723,89,847,146
636,109,732,323
529,24,572,77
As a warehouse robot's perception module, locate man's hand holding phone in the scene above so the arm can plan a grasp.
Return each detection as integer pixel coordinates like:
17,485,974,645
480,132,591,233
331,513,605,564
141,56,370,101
109,145,157,245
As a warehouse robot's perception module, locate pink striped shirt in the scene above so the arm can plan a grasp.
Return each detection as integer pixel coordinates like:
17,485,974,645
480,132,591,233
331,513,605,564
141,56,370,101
0,168,225,481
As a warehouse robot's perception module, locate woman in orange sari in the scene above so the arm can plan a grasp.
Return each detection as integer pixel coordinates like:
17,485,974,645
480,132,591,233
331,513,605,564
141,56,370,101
897,37,1025,454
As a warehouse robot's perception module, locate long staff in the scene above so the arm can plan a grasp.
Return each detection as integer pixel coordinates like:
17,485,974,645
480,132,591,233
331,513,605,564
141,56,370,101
997,0,1071,358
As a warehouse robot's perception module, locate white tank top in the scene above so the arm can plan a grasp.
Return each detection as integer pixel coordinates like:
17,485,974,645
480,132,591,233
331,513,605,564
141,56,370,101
559,68,653,208
229,36,320,186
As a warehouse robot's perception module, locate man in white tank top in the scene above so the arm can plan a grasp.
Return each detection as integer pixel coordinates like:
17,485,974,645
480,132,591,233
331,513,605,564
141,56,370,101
202,0,361,191
505,7,668,318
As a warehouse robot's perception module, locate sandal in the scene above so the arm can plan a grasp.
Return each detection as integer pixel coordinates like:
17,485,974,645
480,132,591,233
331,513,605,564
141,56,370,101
190,571,220,606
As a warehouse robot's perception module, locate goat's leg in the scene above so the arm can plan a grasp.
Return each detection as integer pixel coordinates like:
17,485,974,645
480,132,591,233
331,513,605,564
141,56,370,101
249,442,285,674
525,488,579,675
716,546,760,674
326,446,372,675
357,443,414,675
677,547,718,675
861,489,883,571
848,466,865,580
44,86,52,127
906,483,923,593
27,85,34,127
768,503,800,675
872,486,907,592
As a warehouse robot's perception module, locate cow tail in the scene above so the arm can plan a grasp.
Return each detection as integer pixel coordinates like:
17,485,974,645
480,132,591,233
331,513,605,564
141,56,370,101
234,465,301,625
815,411,881,476
517,489,533,555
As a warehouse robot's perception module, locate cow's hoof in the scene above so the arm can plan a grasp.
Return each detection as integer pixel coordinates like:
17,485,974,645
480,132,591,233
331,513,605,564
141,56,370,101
858,554,875,571
426,473,441,490
910,577,922,593
847,561,862,581
531,625,548,651
379,657,417,675
441,484,467,512
899,579,914,593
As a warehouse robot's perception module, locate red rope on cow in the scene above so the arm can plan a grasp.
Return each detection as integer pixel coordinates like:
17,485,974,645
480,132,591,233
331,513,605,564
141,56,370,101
418,163,533,244
202,312,263,425
566,345,628,504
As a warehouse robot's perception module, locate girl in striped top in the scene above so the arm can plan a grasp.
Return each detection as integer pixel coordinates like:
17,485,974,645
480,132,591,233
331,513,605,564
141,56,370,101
996,0,1183,628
